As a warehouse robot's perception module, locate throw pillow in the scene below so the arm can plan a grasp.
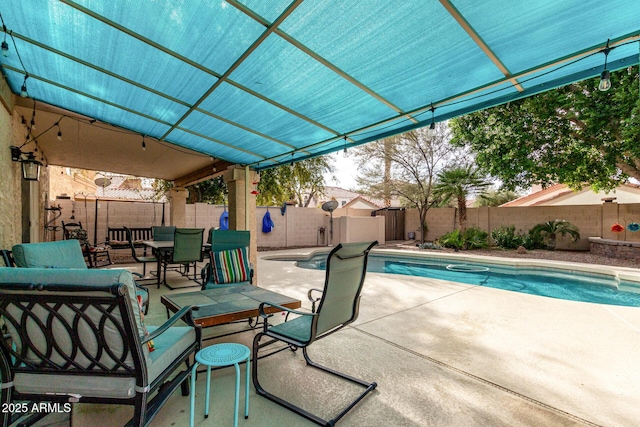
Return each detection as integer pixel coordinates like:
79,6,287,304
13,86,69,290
137,295,155,352
211,247,249,284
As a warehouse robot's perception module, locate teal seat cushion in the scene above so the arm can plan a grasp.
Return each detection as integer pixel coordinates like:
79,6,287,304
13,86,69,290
12,240,87,269
146,325,196,383
269,315,313,344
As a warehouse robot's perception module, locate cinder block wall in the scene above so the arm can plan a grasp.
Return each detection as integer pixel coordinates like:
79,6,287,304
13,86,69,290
39,198,640,252
404,203,638,250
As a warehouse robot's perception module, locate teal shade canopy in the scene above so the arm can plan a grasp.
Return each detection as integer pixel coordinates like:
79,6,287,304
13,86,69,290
1,0,638,171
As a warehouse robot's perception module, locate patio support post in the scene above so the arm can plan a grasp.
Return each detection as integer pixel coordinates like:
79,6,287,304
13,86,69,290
223,166,259,283
168,187,189,227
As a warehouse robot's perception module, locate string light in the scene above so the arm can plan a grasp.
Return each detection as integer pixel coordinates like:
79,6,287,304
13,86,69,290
427,104,436,138
20,75,28,97
598,39,612,92
30,101,36,130
1,28,8,57
343,136,347,156
1,14,8,57
55,122,62,140
141,135,146,151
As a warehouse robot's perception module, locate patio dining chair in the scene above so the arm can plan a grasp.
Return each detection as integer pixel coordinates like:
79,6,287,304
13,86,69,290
201,229,253,289
124,226,158,279
162,228,204,289
153,225,176,241
252,241,378,426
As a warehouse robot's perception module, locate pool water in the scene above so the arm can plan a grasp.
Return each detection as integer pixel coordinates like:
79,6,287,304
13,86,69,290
296,254,640,307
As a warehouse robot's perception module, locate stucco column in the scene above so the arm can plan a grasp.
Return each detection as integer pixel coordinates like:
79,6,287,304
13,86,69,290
223,166,259,283
168,187,189,227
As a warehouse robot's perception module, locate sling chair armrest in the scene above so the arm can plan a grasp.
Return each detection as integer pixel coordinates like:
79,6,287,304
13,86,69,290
308,288,323,312
142,306,196,344
258,302,315,319
307,288,323,302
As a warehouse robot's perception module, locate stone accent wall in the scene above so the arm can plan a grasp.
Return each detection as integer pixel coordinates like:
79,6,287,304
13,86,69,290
590,237,640,262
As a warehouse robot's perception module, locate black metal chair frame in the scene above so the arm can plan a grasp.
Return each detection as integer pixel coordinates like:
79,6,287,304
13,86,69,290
0,250,14,267
252,241,378,427
0,281,201,427
123,226,159,286
62,221,112,268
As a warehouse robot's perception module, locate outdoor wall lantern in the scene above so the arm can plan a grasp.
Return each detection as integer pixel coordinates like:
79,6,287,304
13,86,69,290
10,145,42,181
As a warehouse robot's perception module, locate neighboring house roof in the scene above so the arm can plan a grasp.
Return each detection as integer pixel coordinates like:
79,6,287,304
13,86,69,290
317,186,402,209
343,196,381,209
501,183,640,206
97,175,166,202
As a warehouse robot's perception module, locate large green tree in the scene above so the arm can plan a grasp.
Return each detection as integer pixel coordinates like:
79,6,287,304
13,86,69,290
450,66,640,191
475,188,520,207
352,124,466,242
257,157,334,206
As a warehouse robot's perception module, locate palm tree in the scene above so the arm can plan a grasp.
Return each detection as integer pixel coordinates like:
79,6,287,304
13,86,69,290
434,165,491,232
531,220,580,250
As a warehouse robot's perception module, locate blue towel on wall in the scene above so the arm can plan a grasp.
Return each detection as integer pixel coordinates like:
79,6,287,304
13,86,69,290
262,211,275,233
219,210,229,230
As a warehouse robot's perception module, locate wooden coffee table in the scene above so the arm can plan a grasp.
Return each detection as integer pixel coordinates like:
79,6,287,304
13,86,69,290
160,285,302,328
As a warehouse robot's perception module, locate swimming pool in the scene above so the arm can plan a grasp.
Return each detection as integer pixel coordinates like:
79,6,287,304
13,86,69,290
293,251,640,307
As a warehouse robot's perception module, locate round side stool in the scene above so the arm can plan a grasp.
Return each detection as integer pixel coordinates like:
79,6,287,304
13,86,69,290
190,343,250,427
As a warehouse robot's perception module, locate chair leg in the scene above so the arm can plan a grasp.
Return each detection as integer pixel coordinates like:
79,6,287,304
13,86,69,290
132,393,147,427
0,385,11,427
252,333,377,427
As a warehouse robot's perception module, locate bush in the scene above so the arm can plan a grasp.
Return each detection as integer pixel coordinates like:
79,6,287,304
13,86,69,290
438,230,464,250
491,225,525,249
491,225,546,250
464,227,489,249
530,219,580,250
438,227,488,250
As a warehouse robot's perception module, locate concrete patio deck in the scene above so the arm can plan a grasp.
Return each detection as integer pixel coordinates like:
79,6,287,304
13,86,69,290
70,248,640,427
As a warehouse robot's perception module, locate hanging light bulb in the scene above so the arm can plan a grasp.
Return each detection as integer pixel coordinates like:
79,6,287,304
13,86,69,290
2,25,8,57
141,135,146,151
20,75,28,97
598,40,612,92
343,136,348,156
599,70,611,92
427,104,436,137
56,122,62,140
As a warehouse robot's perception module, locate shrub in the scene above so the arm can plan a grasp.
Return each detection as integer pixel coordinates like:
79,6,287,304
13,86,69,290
491,225,525,249
463,227,489,249
438,227,488,250
491,225,546,250
530,220,580,250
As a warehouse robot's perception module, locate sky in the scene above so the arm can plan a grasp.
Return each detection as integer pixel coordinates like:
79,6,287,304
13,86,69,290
324,152,359,190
